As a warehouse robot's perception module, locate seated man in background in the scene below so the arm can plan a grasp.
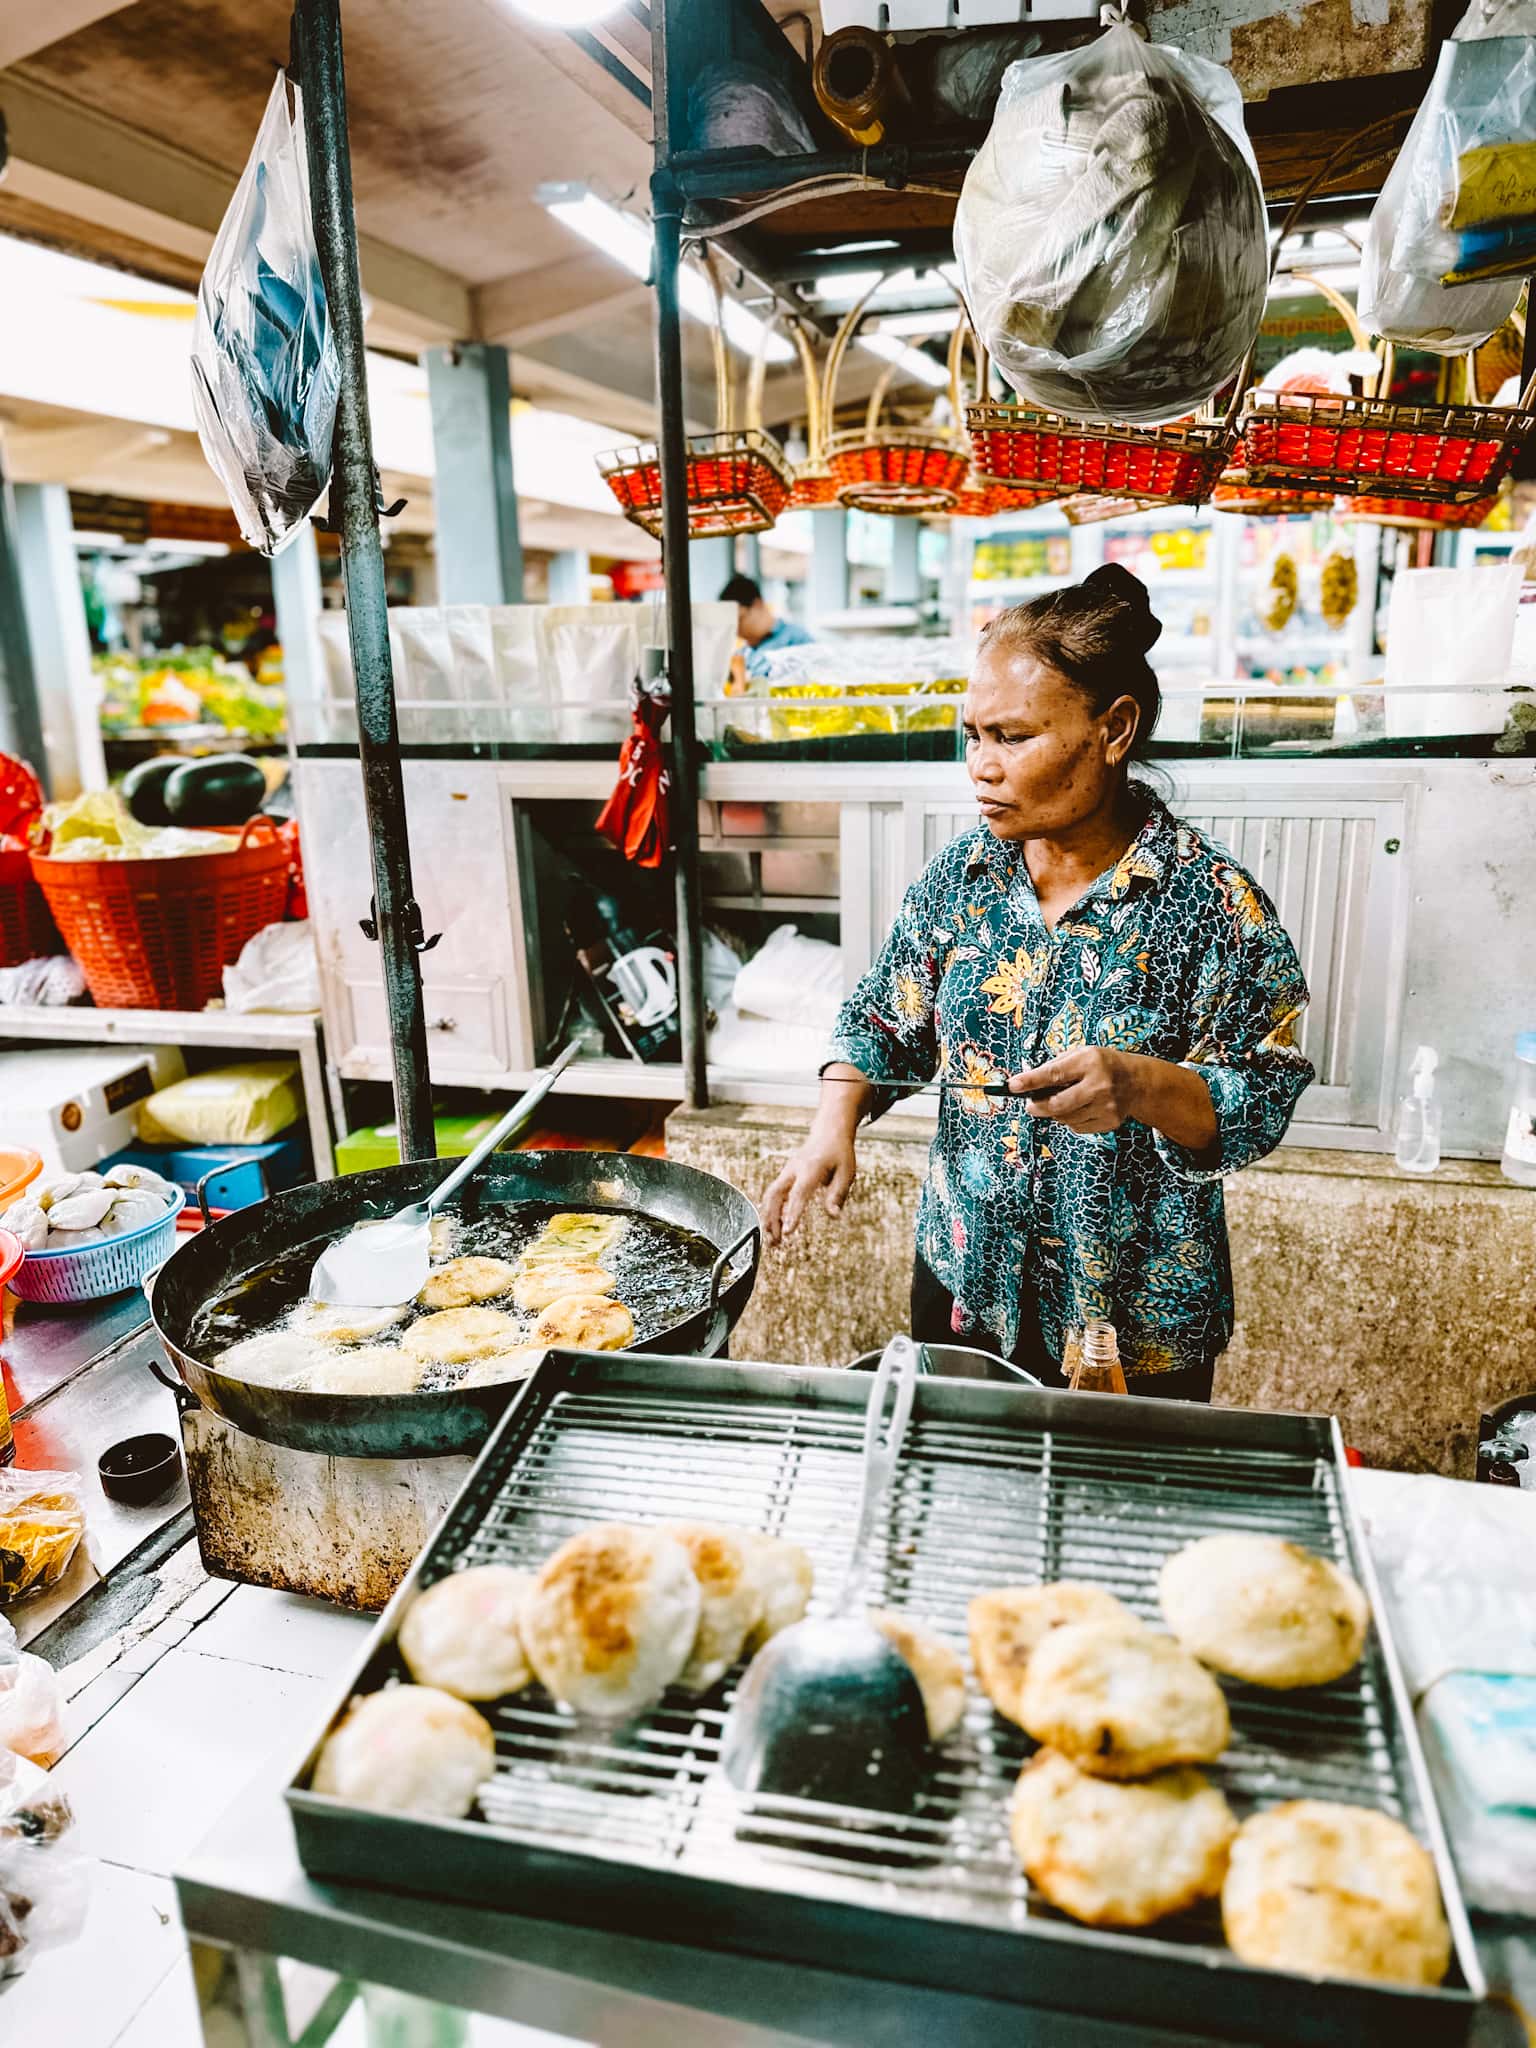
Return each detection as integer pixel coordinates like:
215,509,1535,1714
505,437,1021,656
721,573,813,682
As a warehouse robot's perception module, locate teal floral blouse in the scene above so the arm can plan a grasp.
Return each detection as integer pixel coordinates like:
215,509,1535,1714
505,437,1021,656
826,797,1314,1378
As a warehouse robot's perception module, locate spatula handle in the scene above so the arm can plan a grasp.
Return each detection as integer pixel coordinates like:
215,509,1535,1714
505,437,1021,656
838,1333,918,1615
427,1042,579,1216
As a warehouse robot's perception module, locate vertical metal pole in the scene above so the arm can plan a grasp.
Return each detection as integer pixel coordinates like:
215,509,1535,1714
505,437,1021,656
652,191,709,1111
0,457,47,784
291,0,434,1160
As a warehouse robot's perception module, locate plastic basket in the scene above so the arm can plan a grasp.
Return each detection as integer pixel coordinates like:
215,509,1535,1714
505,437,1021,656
968,404,1233,507
0,846,61,967
8,1189,186,1304
597,429,792,541
1335,492,1499,531
30,815,290,1010
1238,389,1535,504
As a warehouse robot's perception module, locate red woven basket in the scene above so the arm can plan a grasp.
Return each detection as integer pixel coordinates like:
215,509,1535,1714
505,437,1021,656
1212,475,1338,517
1336,492,1499,530
30,816,290,1010
1238,390,1533,504
0,847,60,967
597,430,791,541
968,406,1232,506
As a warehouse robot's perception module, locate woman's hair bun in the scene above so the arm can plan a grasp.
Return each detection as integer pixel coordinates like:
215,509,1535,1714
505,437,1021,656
1083,562,1163,653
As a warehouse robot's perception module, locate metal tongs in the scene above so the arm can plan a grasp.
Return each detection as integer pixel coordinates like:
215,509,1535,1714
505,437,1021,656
722,1333,929,1810
307,1043,579,1307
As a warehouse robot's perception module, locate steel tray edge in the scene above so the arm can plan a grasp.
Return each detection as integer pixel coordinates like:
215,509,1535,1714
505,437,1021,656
281,1351,1486,2048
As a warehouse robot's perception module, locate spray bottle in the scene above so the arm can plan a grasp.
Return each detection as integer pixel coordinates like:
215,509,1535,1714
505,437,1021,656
1394,1045,1442,1175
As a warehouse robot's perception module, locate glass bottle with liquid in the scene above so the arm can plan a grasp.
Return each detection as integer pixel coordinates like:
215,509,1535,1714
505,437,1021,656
1066,1320,1128,1395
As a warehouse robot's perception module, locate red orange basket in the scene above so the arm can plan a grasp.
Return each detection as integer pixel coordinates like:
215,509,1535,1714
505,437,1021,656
30,815,291,1011
1212,476,1338,517
597,429,791,541
967,405,1233,508
821,284,969,515
0,847,59,967
1335,492,1500,530
1238,388,1536,505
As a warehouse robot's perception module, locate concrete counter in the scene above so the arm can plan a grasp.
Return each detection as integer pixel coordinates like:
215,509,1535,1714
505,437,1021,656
667,1106,1536,1477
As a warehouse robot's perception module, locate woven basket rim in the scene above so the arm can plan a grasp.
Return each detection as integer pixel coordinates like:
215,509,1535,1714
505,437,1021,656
967,403,1233,453
1241,389,1536,438
598,427,791,482
826,428,968,459
1241,459,1504,505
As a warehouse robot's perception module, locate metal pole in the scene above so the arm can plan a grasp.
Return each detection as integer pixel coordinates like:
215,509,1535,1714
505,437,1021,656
290,0,434,1161
652,189,709,1112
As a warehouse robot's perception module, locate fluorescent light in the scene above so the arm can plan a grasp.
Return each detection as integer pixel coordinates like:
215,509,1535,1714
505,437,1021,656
875,308,962,337
502,0,626,23
859,332,949,390
537,185,791,362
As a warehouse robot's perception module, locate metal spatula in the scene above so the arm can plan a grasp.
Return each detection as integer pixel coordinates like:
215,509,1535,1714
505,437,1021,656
308,1043,578,1308
722,1333,928,1811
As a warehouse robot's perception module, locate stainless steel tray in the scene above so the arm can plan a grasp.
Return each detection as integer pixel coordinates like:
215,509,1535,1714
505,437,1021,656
288,1355,1484,2046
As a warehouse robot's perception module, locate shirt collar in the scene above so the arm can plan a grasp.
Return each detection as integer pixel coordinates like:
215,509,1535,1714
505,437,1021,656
962,796,1174,900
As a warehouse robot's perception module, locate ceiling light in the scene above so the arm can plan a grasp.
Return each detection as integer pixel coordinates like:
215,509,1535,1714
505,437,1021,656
537,184,792,362
859,332,949,390
503,0,627,25
874,308,962,337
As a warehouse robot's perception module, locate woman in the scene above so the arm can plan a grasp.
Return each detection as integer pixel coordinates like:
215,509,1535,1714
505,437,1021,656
762,564,1313,1401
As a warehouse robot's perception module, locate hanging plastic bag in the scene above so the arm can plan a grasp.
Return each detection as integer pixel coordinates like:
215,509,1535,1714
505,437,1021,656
0,1746,87,1976
1360,0,1534,350
954,18,1267,424
192,70,339,555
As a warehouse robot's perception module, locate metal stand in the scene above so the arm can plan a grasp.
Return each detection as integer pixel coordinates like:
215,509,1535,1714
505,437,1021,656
290,0,435,1161
651,185,709,1111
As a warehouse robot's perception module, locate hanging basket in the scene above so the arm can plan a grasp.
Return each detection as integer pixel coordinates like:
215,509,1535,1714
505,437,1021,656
821,283,968,515
597,431,792,540
967,405,1234,509
777,319,845,509
1212,475,1339,517
790,463,842,508
1059,493,1166,526
597,255,791,540
1335,491,1499,531
949,473,1066,519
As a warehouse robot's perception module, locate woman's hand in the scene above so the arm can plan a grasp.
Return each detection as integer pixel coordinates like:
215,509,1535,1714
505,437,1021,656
1009,1050,1219,1153
761,1063,875,1245
761,1130,858,1245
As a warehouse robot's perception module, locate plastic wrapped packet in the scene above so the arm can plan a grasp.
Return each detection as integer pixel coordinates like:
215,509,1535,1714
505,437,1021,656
136,1059,302,1146
222,919,321,1015
191,70,339,556
0,1745,87,1976
0,1471,86,1612
1359,0,1531,350
955,19,1266,424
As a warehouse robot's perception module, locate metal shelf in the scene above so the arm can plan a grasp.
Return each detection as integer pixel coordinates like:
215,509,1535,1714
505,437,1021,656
704,894,840,913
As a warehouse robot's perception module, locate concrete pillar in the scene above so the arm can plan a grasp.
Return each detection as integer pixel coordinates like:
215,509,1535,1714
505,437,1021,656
689,535,734,602
739,532,762,581
547,549,589,606
808,507,850,622
270,524,326,746
11,483,104,798
423,343,523,604
0,455,46,783
888,517,921,605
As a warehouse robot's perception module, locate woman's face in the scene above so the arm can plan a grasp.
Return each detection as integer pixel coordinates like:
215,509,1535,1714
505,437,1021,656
962,643,1137,841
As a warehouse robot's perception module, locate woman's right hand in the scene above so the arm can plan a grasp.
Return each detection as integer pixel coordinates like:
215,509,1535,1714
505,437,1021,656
761,1127,859,1246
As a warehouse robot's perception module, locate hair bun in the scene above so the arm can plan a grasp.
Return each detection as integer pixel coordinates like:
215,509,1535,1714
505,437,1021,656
1084,562,1164,653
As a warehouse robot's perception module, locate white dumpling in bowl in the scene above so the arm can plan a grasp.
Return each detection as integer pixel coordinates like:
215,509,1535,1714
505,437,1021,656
100,1191,173,1236
38,1171,105,1209
312,1685,495,1818
103,1163,177,1195
1,1199,49,1250
44,1226,105,1248
46,1189,115,1231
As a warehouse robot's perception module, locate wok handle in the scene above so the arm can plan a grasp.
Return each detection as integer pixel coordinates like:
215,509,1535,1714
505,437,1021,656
145,1351,199,1415
707,1220,760,1316
427,1042,580,1216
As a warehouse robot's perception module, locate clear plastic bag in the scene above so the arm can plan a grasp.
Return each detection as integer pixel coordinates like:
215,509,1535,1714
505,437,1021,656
192,71,339,556
955,20,1267,423
0,1747,87,1976
0,1470,85,1613
1360,0,1533,349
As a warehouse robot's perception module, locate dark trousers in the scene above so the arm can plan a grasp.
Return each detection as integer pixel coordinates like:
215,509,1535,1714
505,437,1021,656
910,1256,1215,1404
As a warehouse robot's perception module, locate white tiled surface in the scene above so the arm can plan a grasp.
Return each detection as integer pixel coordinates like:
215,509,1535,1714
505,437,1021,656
0,1575,371,2047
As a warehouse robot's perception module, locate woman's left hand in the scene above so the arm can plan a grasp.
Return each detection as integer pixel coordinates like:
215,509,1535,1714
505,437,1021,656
1009,1050,1221,1156
1008,1049,1139,1134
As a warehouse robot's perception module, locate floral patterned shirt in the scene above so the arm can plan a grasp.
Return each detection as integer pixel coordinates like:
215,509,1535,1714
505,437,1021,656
825,798,1314,1377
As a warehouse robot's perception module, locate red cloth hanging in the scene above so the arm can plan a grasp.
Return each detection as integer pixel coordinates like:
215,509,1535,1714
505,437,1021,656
595,688,671,870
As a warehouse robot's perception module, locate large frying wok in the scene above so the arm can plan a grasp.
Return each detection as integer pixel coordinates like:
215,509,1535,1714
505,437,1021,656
148,1152,761,1459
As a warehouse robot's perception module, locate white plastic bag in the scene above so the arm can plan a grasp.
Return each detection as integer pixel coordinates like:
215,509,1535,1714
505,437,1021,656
1360,0,1533,349
222,920,321,1014
732,925,846,1032
0,1747,87,1976
955,20,1267,423
192,71,339,556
